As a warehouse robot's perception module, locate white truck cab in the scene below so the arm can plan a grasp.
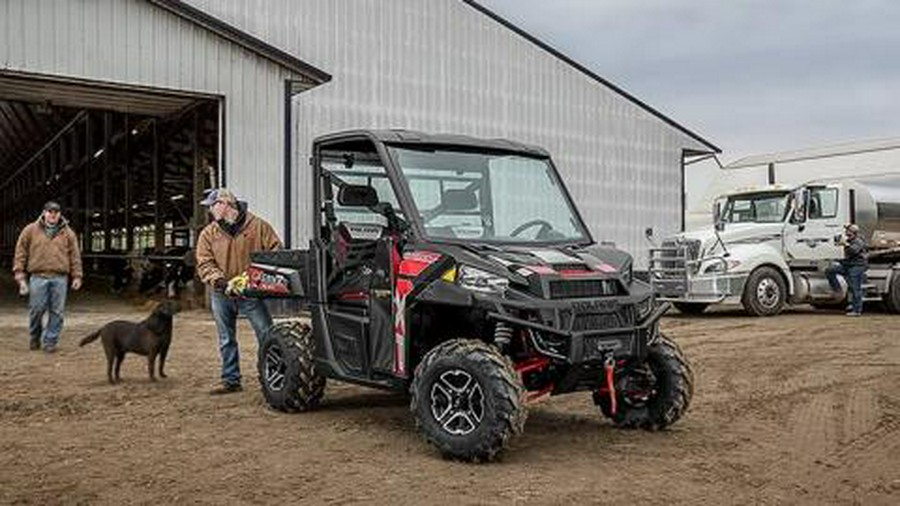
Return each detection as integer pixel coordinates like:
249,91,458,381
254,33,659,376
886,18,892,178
651,176,900,316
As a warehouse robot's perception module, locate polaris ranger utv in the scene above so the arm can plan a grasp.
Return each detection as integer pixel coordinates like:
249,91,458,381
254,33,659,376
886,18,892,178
246,130,693,461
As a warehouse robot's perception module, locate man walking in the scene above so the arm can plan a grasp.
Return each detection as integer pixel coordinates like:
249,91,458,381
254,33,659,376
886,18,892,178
196,189,281,394
13,201,83,352
826,223,868,316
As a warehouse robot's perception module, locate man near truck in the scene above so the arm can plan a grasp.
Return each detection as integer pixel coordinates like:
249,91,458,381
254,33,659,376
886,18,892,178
196,188,282,394
826,223,868,316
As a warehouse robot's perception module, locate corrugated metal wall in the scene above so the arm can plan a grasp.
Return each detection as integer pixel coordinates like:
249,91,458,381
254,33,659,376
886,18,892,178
186,0,712,267
0,0,303,238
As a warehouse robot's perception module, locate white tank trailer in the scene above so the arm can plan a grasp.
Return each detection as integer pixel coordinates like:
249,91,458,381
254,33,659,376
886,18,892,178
650,174,900,316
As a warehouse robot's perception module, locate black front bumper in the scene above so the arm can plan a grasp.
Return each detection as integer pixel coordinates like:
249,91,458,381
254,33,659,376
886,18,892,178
484,298,667,365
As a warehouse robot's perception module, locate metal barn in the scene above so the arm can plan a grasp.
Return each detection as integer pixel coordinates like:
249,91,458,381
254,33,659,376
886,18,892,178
0,0,329,281
185,0,719,267
1,0,716,292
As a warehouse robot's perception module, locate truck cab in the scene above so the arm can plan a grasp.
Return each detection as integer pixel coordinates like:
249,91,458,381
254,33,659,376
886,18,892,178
651,177,900,316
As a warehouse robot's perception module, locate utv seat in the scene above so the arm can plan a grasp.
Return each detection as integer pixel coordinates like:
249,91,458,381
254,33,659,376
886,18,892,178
327,222,386,302
332,222,383,268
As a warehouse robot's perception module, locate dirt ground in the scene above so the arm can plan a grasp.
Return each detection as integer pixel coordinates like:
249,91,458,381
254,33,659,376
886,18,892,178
1,277,898,505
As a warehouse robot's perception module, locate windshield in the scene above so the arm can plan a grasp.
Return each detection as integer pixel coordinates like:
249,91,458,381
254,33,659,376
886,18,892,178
722,192,790,223
388,147,589,244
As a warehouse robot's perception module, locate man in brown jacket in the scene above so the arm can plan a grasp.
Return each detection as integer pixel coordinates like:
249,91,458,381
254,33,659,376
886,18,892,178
13,201,83,353
196,188,281,394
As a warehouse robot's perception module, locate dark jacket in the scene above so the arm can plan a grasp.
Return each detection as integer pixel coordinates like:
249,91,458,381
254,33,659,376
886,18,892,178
842,235,868,267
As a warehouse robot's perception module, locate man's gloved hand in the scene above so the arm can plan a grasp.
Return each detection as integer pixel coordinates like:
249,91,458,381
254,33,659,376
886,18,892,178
213,278,228,294
225,273,249,297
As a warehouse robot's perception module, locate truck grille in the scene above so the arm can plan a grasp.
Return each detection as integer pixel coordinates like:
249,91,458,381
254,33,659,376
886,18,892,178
648,238,701,297
548,279,619,299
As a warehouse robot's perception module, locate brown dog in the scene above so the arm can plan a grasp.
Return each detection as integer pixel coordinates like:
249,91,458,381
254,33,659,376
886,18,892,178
80,300,180,384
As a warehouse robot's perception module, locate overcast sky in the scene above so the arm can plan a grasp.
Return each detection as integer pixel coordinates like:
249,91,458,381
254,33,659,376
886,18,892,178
476,0,900,202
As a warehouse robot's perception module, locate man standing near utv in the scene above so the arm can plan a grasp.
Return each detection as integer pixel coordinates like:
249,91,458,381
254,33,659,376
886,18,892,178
13,201,83,353
196,189,281,394
826,223,868,316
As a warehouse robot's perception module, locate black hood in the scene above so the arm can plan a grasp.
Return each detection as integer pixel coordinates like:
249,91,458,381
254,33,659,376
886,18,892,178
427,242,631,284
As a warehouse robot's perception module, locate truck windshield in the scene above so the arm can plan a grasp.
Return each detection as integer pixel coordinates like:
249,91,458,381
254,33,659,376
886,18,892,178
388,147,589,244
722,192,790,223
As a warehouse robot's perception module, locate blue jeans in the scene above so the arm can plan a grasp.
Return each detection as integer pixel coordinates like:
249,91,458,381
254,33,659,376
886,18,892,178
826,263,866,313
28,275,69,347
210,292,273,385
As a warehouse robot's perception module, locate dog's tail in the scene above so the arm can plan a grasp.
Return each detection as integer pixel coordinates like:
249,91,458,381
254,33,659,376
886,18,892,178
79,329,101,347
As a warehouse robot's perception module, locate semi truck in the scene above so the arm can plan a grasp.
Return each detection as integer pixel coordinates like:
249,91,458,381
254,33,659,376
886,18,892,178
650,174,900,316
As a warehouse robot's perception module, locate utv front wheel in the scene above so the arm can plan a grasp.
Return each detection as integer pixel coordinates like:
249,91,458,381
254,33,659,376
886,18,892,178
594,335,693,430
410,339,526,462
258,321,326,412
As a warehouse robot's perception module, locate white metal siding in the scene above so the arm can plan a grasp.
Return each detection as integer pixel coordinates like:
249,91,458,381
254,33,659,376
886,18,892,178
0,0,301,238
186,0,711,267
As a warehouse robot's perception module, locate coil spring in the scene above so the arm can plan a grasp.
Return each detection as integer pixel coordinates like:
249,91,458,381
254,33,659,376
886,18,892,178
494,322,513,350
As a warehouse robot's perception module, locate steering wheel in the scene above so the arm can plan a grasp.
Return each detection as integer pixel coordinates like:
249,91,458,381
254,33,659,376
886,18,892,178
510,219,553,239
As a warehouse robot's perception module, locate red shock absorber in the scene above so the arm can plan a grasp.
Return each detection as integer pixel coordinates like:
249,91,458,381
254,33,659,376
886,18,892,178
604,355,617,416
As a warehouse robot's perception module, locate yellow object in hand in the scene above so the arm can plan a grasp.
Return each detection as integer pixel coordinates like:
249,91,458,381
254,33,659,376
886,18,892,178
226,272,249,296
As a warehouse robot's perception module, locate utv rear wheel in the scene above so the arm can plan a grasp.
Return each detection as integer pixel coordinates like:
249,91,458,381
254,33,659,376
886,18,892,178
742,266,787,316
410,339,526,462
258,321,326,412
673,302,708,315
594,335,693,430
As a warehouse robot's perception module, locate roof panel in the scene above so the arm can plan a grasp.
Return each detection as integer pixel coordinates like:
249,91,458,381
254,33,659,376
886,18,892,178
726,137,900,169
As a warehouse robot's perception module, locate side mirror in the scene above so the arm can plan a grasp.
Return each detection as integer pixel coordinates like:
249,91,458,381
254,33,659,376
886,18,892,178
715,221,725,232
644,227,654,240
337,185,378,207
442,188,478,211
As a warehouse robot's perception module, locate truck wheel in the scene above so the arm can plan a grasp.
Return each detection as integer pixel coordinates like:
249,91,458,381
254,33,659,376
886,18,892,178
594,334,693,430
258,321,326,412
884,271,900,314
410,339,526,462
742,266,787,316
673,302,709,315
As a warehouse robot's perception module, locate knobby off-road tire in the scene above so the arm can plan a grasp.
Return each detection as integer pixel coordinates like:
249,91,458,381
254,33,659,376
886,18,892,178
410,339,526,462
742,266,787,316
883,271,900,314
258,321,326,413
673,302,709,315
596,334,694,430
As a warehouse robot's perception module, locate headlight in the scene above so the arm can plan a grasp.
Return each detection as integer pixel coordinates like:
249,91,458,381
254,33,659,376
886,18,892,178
702,258,740,274
457,265,509,295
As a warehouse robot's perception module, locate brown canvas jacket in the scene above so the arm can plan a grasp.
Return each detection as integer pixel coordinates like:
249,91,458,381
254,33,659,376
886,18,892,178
13,217,83,278
195,212,282,284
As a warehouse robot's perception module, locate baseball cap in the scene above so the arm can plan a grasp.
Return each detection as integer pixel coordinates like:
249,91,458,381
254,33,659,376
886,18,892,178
43,201,61,212
200,188,238,207
845,223,860,233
